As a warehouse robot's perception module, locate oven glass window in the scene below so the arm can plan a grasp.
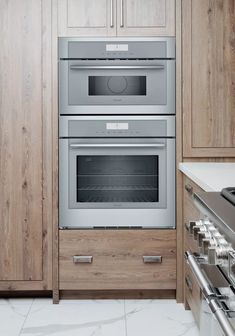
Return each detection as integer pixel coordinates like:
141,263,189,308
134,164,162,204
88,76,146,96
76,156,158,203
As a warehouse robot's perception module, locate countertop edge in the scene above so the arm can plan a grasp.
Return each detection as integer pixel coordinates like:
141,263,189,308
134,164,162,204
178,163,215,192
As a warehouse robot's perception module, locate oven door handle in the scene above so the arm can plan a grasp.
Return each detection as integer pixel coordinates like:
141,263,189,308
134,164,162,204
185,251,215,297
209,299,235,336
69,65,165,70
69,143,166,149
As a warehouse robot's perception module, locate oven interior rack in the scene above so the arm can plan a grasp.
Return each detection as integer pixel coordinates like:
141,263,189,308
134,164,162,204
77,185,157,191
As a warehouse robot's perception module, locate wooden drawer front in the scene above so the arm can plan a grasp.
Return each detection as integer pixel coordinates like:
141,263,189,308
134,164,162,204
185,262,201,326
59,230,176,290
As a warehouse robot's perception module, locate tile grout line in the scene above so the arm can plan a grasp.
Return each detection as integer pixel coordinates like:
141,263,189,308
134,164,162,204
18,299,35,336
124,300,128,336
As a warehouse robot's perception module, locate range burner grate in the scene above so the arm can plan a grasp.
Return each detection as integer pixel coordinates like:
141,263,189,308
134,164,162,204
221,187,235,206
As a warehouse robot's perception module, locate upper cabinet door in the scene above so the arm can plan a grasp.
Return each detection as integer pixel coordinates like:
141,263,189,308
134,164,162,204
117,0,175,36
58,0,117,36
182,0,235,157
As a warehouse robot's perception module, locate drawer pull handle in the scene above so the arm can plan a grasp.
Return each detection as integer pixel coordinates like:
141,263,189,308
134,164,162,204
185,184,193,195
73,256,93,264
185,275,193,293
143,256,162,264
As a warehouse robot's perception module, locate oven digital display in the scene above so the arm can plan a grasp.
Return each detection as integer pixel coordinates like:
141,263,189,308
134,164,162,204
106,44,129,52
106,123,129,130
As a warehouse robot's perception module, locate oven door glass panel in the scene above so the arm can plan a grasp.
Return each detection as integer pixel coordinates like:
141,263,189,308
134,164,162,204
88,76,146,96
75,155,159,206
68,138,168,210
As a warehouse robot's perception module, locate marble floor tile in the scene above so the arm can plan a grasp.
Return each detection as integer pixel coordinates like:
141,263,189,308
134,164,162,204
124,299,199,336
0,300,32,336
20,299,126,336
0,298,34,306
0,298,201,336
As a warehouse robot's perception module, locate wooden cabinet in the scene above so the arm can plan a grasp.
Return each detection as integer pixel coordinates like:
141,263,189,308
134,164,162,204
182,0,235,157
59,230,176,290
0,0,53,290
58,0,175,36
117,0,175,36
183,176,203,326
58,0,116,36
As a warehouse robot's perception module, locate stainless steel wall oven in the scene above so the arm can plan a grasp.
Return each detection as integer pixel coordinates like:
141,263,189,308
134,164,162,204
59,37,175,115
58,38,176,229
59,116,175,228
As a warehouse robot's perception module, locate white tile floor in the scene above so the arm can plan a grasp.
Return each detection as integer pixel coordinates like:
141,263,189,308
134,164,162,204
0,298,199,336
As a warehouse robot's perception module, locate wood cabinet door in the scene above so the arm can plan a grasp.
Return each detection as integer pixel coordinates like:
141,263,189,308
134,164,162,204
182,0,235,157
58,0,117,36
117,0,175,36
0,0,45,282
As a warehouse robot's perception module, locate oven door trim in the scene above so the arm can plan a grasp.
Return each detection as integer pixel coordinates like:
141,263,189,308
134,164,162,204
68,138,167,209
59,137,175,228
59,59,175,115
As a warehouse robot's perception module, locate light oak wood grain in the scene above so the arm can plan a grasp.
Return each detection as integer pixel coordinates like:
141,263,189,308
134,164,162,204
52,0,60,303
42,0,53,292
183,158,235,163
176,0,183,303
58,0,116,36
0,0,53,289
0,0,43,281
60,289,176,299
117,0,175,36
59,230,176,290
58,0,175,37
126,0,166,27
68,0,107,28
182,0,235,157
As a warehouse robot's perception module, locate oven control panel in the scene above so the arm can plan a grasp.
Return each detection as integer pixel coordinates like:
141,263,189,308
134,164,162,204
186,219,234,266
62,117,176,138
106,122,129,130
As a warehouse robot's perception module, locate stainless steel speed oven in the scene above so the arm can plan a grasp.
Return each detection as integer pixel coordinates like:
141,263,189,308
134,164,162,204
59,38,175,115
59,116,175,228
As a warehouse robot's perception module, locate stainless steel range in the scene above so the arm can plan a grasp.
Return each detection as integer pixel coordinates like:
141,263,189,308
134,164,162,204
59,116,175,228
185,188,235,336
58,37,176,229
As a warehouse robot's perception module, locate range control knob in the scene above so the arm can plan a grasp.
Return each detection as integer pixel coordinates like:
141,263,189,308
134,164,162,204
208,246,217,265
190,220,206,232
198,232,206,247
193,223,209,240
202,239,211,255
193,226,201,240
208,244,232,265
189,221,197,234
202,238,216,255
